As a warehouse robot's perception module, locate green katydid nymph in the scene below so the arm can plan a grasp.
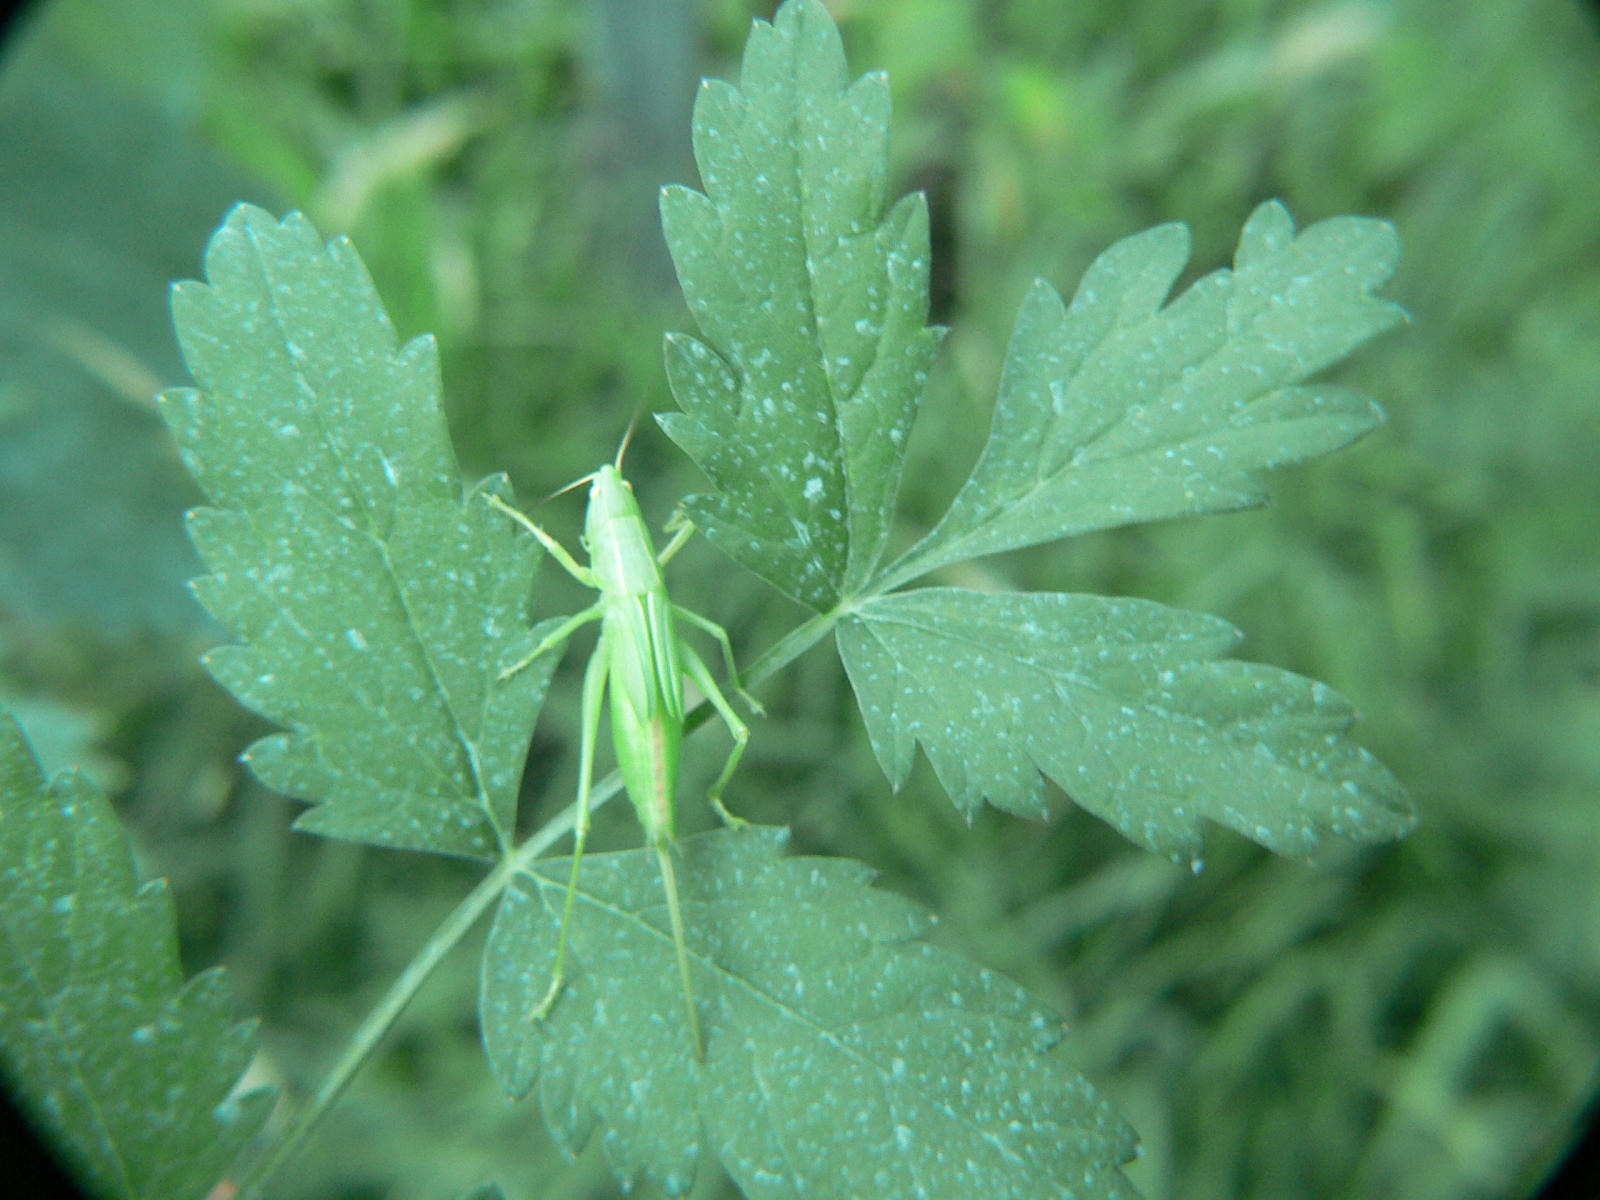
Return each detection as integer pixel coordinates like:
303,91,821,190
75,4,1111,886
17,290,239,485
487,431,763,1061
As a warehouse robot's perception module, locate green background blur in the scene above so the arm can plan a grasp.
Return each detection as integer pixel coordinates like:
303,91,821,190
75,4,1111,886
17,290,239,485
2,1,1597,1197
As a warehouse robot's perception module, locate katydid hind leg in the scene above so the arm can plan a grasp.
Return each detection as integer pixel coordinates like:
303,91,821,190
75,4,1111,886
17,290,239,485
529,640,609,1023
680,643,751,828
652,842,704,1061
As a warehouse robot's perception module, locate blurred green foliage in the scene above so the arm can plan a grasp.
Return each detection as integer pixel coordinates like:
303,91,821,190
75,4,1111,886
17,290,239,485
1,1,1596,1198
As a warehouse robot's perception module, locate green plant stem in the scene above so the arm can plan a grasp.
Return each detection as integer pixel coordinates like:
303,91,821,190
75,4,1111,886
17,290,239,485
746,606,841,687
870,548,939,598
231,788,599,1200
233,604,842,1198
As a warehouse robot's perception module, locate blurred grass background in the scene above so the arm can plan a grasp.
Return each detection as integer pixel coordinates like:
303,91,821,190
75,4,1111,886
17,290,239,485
1,1,1597,1197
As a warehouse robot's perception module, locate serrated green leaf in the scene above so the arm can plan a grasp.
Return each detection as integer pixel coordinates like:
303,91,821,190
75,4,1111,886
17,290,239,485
161,205,554,860
887,201,1405,585
0,712,272,1200
481,827,1137,1199
659,0,943,611
837,589,1413,862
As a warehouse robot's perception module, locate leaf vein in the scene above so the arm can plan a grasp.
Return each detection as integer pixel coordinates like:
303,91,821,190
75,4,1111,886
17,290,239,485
244,228,500,845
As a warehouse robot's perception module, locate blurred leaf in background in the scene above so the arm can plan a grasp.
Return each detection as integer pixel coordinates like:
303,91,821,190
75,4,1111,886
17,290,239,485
0,43,274,637
1,1,1597,1199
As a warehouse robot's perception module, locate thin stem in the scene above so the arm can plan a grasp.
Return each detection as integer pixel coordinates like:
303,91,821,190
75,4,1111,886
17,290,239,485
745,606,842,686
232,605,839,1198
233,780,614,1200
682,605,841,736
867,546,939,598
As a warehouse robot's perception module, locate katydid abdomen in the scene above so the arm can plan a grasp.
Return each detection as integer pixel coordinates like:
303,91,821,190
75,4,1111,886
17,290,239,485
608,646,684,847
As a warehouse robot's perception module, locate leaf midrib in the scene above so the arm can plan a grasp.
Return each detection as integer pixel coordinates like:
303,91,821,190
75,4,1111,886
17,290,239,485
848,601,1339,791
242,223,503,848
772,30,887,589
889,276,1243,585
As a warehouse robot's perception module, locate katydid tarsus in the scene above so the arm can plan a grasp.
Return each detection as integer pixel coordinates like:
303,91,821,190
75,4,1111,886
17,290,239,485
486,433,763,1061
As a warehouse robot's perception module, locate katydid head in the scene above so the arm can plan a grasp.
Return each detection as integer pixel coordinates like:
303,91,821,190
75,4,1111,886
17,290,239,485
584,463,643,542
580,413,647,542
